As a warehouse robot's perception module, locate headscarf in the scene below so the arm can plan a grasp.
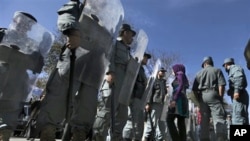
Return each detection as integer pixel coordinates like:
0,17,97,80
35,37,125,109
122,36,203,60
172,64,189,100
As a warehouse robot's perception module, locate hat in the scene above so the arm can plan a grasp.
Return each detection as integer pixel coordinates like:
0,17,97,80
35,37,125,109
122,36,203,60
222,58,234,67
14,11,37,22
201,56,213,68
144,53,151,59
119,24,136,37
159,67,167,72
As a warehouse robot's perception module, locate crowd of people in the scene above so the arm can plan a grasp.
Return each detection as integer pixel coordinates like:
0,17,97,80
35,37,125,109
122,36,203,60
0,0,249,141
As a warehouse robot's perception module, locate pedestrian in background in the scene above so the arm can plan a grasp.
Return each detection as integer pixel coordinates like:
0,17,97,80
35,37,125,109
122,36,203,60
194,106,201,141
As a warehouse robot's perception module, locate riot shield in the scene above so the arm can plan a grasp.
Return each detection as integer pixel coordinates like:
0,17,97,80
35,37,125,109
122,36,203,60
244,39,250,69
75,0,124,89
0,12,54,112
140,59,162,110
160,74,175,121
118,29,149,106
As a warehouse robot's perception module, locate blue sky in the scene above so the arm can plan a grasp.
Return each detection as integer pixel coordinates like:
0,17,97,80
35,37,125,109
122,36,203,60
1,0,250,104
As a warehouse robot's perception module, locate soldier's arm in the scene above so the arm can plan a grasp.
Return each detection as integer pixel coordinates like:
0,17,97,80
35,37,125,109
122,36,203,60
217,69,226,97
103,43,116,84
192,76,200,99
218,85,225,97
231,66,245,93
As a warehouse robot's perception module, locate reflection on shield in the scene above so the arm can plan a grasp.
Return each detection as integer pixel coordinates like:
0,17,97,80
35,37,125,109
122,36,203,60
119,29,149,106
0,12,54,112
141,59,162,110
76,0,124,89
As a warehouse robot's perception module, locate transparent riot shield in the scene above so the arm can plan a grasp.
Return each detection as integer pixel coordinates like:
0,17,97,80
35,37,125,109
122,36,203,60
118,29,149,106
140,59,162,110
0,12,54,112
244,39,250,69
160,74,175,121
76,0,124,89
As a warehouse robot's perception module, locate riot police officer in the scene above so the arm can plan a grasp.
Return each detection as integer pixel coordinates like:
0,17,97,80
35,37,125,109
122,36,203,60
192,56,227,141
143,67,167,141
0,11,47,140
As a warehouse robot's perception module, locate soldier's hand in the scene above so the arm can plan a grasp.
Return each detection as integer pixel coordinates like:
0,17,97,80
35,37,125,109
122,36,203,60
233,92,240,100
145,104,150,112
105,73,114,84
66,30,81,49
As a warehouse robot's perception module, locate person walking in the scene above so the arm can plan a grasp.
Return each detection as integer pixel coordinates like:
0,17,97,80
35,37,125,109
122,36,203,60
122,53,151,141
222,58,249,125
92,23,136,141
166,64,189,141
143,67,167,141
0,11,50,140
192,56,227,141
35,0,124,140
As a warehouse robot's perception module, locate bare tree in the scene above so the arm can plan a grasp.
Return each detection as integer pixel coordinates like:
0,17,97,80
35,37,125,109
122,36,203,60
145,49,181,78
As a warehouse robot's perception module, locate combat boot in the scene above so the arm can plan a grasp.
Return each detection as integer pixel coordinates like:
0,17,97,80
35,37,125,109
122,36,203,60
40,124,56,141
71,129,86,141
0,129,12,141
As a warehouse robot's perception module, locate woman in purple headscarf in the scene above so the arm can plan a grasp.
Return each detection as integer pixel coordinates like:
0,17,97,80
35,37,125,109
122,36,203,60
166,64,189,141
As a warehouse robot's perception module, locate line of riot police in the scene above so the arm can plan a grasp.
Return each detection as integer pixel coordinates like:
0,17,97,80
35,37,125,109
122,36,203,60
1,1,249,141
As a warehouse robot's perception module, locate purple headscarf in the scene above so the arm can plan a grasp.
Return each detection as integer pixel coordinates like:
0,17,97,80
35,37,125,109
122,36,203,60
172,64,189,100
